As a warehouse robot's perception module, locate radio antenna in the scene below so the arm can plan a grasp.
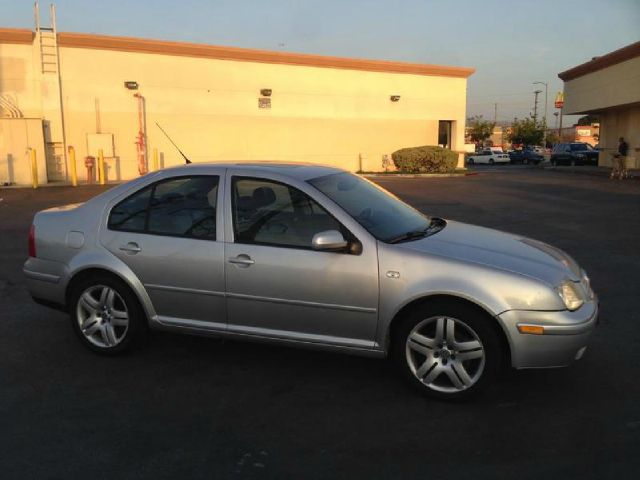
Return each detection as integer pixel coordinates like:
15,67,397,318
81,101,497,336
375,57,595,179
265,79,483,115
155,122,192,164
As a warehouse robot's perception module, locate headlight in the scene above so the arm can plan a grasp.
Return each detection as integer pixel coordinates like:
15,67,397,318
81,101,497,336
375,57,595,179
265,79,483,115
558,281,584,311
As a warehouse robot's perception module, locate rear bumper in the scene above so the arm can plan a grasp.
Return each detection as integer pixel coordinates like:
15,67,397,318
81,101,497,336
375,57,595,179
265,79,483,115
498,299,598,369
23,257,68,308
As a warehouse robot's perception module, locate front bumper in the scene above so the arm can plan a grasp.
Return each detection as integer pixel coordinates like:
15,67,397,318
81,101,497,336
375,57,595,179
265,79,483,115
498,299,598,369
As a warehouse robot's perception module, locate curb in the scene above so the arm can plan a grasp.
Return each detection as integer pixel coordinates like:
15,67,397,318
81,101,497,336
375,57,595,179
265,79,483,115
362,173,468,178
0,182,120,190
543,166,639,180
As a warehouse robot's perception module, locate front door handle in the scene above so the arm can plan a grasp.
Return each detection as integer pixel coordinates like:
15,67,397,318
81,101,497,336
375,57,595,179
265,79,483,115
119,242,141,254
228,254,255,267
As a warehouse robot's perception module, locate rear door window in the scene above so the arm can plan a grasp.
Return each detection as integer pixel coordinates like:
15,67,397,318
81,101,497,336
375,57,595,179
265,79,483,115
108,176,219,240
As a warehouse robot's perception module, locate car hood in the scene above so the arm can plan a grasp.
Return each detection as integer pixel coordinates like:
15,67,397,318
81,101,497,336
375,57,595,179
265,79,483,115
397,220,581,286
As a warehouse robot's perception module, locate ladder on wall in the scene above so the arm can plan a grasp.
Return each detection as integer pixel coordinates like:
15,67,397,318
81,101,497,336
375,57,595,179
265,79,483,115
35,2,68,182
35,2,60,74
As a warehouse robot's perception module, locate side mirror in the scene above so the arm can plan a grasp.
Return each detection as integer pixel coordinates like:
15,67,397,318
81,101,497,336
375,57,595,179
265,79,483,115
312,230,348,251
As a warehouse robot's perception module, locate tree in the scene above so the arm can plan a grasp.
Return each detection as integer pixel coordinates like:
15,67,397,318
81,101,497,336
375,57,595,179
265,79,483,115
577,114,598,126
466,115,495,146
507,117,545,146
545,131,559,148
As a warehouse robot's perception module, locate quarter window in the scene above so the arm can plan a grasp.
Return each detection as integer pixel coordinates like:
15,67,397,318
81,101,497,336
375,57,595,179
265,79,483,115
232,177,344,249
108,176,219,240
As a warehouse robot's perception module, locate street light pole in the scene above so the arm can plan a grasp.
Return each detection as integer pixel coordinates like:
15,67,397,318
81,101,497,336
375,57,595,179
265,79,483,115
534,81,548,146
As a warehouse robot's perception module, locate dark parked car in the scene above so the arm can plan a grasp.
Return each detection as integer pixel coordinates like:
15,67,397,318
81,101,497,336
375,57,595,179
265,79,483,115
509,148,544,165
550,143,599,166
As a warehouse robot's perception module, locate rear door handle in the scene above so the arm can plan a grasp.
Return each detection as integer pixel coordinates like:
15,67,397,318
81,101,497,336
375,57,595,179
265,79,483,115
228,255,255,267
119,242,141,254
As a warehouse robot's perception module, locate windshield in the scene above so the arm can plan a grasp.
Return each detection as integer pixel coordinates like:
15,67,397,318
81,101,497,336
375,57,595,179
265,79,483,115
308,172,431,242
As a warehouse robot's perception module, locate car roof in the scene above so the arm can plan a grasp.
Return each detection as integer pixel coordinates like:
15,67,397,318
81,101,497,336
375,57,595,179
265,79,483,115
159,161,346,181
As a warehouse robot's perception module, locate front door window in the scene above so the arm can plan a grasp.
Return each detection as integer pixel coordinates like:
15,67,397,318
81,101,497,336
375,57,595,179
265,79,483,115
232,177,346,249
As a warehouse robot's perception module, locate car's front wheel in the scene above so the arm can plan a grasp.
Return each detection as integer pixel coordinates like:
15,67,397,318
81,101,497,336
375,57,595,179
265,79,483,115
69,274,145,355
393,302,502,400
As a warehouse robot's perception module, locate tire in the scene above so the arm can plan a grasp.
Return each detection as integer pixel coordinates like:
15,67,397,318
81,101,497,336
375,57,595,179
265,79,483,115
467,158,474,165
570,159,576,166
392,301,502,400
489,159,495,165
69,273,146,355
551,158,557,166
523,158,529,165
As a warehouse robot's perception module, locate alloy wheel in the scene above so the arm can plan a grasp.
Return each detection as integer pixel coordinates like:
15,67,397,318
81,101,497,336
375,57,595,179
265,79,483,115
76,285,129,348
405,316,485,393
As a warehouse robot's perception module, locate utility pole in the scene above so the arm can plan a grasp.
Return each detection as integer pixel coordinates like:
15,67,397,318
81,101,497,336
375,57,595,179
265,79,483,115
493,103,498,124
533,90,542,125
534,81,548,146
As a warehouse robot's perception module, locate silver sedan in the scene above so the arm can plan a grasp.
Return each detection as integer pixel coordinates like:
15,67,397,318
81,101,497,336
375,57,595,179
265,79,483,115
24,163,598,399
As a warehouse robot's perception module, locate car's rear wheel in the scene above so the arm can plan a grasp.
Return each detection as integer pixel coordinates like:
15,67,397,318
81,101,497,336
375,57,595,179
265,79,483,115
570,159,576,166
393,302,502,400
467,158,474,165
489,159,495,165
69,274,144,355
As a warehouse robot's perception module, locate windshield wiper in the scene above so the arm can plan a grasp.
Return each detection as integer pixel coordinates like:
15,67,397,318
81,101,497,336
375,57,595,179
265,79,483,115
387,229,429,244
387,217,446,244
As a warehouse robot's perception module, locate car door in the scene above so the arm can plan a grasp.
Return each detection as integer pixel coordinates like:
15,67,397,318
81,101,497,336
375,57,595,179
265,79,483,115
223,171,379,348
101,172,226,329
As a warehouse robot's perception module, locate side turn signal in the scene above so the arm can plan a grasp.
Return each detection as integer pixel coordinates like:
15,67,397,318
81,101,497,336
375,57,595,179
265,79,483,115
517,325,545,335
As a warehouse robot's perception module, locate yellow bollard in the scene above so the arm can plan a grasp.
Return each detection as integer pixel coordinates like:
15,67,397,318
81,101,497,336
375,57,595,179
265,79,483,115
30,148,38,189
98,149,105,185
152,148,159,172
68,146,78,187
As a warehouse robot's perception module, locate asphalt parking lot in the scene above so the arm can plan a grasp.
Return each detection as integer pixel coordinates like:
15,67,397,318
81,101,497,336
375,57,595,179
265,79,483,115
1,169,639,479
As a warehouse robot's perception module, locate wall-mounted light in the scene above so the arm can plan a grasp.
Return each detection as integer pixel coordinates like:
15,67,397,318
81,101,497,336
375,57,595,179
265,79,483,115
124,81,139,90
390,95,401,102
260,88,272,97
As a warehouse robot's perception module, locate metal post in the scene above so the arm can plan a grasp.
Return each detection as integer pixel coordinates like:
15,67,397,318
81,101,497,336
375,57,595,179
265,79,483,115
153,148,159,171
30,148,39,189
68,146,77,186
98,148,105,185
558,108,563,138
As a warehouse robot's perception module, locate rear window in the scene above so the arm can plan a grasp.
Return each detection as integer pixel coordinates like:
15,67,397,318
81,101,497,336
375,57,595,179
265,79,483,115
570,144,588,151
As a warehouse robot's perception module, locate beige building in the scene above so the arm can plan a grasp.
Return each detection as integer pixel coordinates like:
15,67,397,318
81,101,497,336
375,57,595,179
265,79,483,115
559,41,640,167
0,25,474,185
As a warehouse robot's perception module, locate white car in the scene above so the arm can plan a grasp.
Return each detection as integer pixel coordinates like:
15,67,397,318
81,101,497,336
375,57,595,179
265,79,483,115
467,149,510,165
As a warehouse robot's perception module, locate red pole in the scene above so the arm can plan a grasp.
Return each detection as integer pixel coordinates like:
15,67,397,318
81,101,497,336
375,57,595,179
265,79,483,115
134,93,147,175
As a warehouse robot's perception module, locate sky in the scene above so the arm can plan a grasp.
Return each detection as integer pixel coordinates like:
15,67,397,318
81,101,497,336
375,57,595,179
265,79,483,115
2,0,639,126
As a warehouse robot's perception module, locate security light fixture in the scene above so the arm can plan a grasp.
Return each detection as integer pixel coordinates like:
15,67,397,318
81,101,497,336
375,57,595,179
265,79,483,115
124,81,139,90
260,89,272,97
390,95,401,102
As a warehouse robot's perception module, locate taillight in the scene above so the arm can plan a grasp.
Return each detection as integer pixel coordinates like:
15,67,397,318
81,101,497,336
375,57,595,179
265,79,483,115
28,224,36,257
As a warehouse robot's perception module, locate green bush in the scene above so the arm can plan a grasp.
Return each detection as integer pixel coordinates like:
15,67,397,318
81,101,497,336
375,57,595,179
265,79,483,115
391,145,458,173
